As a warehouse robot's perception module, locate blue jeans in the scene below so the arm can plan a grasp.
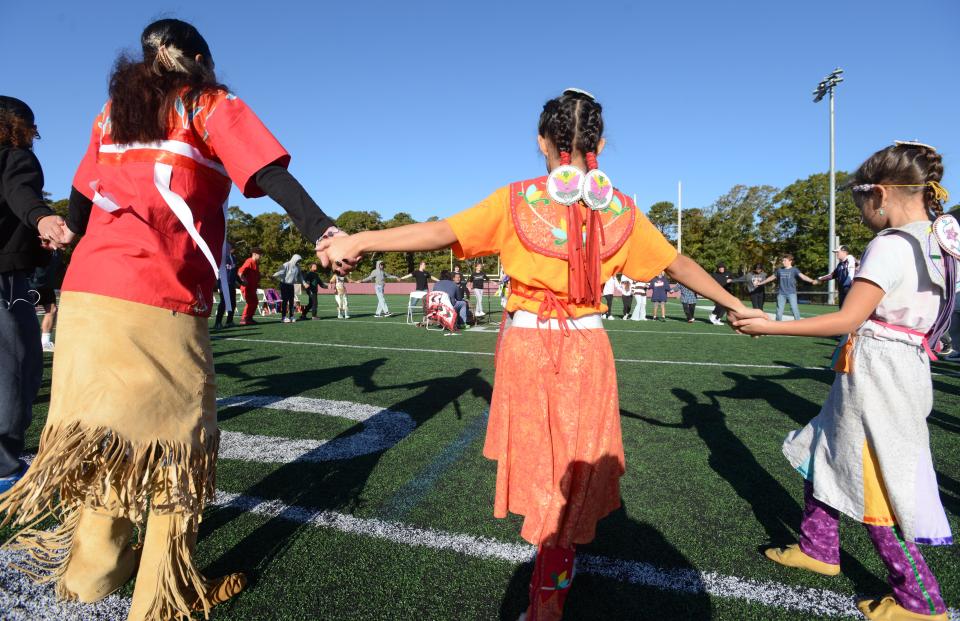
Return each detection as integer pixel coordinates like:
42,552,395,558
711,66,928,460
452,300,468,325
0,272,41,476
776,293,800,321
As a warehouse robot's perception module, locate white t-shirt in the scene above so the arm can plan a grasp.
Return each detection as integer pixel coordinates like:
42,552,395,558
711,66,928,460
602,276,622,296
855,221,943,346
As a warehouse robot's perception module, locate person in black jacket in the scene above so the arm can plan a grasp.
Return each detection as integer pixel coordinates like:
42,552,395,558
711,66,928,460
707,263,734,325
0,96,70,492
213,241,237,329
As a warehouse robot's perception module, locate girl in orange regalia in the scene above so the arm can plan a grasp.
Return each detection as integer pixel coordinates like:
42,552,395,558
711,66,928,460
320,88,764,620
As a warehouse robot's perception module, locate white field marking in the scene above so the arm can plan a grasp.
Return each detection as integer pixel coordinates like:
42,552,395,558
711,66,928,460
209,490,959,620
220,337,960,378
0,548,131,620
217,395,414,462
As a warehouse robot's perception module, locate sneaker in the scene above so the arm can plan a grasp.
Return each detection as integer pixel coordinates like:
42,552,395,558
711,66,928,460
708,313,717,323
0,460,28,494
42,341,55,352
607,315,616,320
344,314,350,319
623,315,630,321
291,317,297,323
213,323,223,331
687,319,695,323
384,313,393,318
374,314,382,318
476,311,486,317
282,317,291,323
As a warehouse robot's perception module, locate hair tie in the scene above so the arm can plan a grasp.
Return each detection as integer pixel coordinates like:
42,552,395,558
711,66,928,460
928,181,950,204
559,151,571,166
585,152,598,171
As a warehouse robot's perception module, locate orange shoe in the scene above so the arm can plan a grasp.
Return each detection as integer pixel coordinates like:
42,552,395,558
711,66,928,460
764,544,840,576
857,595,947,620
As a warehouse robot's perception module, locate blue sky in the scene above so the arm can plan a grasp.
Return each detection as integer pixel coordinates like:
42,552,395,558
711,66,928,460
3,1,958,221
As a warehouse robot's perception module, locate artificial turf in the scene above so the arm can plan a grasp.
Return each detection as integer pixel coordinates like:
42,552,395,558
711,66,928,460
5,294,959,620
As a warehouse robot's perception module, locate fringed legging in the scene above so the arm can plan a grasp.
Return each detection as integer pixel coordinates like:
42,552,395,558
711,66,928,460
798,481,946,616
527,545,576,621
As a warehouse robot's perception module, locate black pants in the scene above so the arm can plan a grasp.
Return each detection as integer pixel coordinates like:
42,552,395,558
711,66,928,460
215,284,236,325
682,302,696,321
604,294,614,316
621,295,633,316
750,289,765,310
712,304,727,320
838,286,850,308
301,289,317,318
0,271,41,476
279,283,296,318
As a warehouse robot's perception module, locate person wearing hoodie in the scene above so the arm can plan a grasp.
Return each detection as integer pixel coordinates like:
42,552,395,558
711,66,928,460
273,253,304,323
0,96,68,494
361,260,399,317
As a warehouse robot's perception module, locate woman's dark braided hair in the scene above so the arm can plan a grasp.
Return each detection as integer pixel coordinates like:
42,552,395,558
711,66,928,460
852,142,946,217
538,90,604,160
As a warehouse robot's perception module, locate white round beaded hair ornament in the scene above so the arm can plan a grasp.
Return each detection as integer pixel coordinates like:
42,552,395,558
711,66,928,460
544,88,614,210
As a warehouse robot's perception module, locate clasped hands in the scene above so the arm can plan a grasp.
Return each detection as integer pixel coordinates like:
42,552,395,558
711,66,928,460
316,229,363,275
37,215,75,250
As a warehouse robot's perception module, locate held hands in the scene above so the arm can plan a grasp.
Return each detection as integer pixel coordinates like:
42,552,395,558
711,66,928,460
316,233,364,276
37,215,75,250
725,306,769,336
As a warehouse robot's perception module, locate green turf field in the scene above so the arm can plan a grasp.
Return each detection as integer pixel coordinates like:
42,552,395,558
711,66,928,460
6,294,960,620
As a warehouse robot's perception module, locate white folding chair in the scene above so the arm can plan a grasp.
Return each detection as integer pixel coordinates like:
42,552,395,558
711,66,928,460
406,290,428,324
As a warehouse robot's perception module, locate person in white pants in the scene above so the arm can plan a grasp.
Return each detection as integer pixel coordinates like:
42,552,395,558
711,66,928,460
331,274,350,318
630,280,648,320
470,263,488,316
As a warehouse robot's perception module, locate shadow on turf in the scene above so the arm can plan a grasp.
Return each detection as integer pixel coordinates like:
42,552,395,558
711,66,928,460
198,366,493,600
497,459,713,620
623,388,888,598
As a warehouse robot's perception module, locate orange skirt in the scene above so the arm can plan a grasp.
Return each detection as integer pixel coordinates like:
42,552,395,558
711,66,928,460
483,324,625,547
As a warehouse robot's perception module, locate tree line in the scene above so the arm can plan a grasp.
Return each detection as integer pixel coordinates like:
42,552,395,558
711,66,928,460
45,171,960,288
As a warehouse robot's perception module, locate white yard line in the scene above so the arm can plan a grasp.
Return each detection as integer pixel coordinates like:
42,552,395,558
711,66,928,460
219,337,960,378
10,492,956,620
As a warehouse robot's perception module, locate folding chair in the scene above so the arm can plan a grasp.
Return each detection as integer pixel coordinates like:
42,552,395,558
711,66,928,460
259,288,281,315
423,291,458,333
406,290,428,324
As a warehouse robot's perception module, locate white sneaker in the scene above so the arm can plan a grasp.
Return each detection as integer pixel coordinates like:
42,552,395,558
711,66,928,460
708,313,717,323
42,341,55,352
710,317,723,325
476,310,486,317
607,315,616,320
291,317,297,323
344,314,351,319
384,312,393,318
337,313,343,319
282,317,291,323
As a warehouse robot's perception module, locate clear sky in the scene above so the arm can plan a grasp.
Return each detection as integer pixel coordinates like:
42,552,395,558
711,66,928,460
3,1,958,220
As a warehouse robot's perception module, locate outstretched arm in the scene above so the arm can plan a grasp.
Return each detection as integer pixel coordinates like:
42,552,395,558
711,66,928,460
318,221,458,273
734,279,884,337
665,255,749,314
798,271,818,285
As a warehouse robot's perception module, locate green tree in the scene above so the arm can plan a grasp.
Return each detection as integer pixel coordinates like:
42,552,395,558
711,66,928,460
764,172,871,275
698,184,778,273
647,201,677,242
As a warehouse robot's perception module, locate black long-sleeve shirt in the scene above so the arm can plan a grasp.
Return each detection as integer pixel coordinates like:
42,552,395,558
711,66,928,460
67,164,336,244
0,146,55,273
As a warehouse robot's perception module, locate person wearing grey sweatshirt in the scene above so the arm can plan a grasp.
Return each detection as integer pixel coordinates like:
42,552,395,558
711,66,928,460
361,260,399,317
273,253,304,322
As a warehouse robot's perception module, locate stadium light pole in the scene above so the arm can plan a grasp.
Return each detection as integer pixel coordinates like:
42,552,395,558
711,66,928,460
813,68,843,305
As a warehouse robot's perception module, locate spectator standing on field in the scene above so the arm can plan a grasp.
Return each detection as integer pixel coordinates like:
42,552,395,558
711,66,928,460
31,248,62,351
758,254,818,321
619,274,634,319
213,242,236,329
361,260,398,317
602,275,621,319
818,245,856,307
675,282,698,323
630,279,648,320
708,263,734,325
470,263,488,316
649,272,669,321
400,260,438,291
733,263,768,311
273,253,304,323
299,262,325,320
238,247,262,325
